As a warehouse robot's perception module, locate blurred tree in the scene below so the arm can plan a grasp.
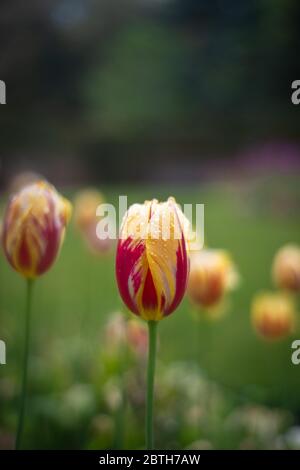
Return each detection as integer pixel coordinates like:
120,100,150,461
84,23,188,139
0,0,300,184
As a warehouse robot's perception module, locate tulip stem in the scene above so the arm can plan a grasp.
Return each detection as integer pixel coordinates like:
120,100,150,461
16,279,34,450
146,320,157,450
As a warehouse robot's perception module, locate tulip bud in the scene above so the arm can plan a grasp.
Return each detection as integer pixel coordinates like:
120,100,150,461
187,249,238,310
2,181,72,279
272,244,300,292
251,292,296,340
116,197,189,321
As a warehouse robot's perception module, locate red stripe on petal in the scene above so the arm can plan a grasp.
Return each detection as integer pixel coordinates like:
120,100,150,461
18,231,31,270
36,224,61,275
142,268,158,312
37,198,58,274
116,237,145,316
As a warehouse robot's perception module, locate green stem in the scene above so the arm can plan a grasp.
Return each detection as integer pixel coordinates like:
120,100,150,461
16,279,34,450
146,320,158,450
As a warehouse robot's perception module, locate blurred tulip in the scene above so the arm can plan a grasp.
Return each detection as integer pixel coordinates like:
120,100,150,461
74,188,112,254
272,244,300,292
1,180,72,449
74,189,104,231
187,249,238,312
2,181,72,279
116,197,189,322
251,292,296,340
116,196,190,449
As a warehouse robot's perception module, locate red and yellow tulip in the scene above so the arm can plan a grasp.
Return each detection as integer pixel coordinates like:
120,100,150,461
187,249,238,312
2,180,72,279
116,197,189,322
251,292,296,340
115,196,190,449
272,244,300,293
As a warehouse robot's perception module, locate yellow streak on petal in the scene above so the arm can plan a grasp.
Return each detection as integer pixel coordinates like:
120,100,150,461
145,198,185,319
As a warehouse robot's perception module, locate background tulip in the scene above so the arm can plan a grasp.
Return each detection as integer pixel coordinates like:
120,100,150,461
115,197,190,449
2,181,72,279
2,180,72,449
74,188,112,255
251,292,296,340
272,244,300,293
187,249,238,314
74,189,104,231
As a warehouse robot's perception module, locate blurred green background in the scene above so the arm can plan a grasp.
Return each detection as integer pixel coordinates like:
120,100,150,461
1,0,300,450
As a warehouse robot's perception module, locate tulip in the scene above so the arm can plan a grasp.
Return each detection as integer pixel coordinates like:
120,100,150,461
116,197,189,449
3,181,72,278
74,188,112,255
74,188,104,231
272,244,300,293
116,197,189,322
251,292,296,340
2,180,72,449
187,249,238,316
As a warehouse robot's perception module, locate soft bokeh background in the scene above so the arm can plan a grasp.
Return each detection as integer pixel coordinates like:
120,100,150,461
1,0,300,450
